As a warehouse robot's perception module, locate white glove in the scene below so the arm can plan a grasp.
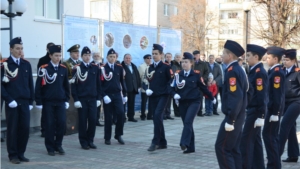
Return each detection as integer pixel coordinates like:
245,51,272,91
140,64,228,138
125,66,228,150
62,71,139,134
74,101,82,108
36,105,43,109
175,99,179,106
29,105,33,110
104,95,111,104
123,97,128,103
146,89,153,96
96,100,101,107
212,98,216,104
65,102,69,109
138,88,141,93
225,122,234,131
254,118,265,128
269,115,279,122
174,94,181,100
8,100,17,108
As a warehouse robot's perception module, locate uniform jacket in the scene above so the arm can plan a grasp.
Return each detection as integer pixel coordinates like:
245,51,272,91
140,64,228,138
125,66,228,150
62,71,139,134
147,61,173,97
170,69,213,100
121,61,141,94
247,62,268,118
284,66,300,104
37,53,51,71
100,63,127,97
35,62,70,105
71,62,101,101
267,64,285,115
171,60,182,73
221,61,248,124
63,58,82,79
1,56,34,104
193,60,209,83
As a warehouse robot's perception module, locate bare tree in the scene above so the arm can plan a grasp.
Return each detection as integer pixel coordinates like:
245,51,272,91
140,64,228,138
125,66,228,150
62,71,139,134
121,0,133,23
170,0,217,52
251,0,300,48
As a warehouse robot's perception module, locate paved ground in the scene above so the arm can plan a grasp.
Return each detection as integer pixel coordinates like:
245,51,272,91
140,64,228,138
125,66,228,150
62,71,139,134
1,106,300,169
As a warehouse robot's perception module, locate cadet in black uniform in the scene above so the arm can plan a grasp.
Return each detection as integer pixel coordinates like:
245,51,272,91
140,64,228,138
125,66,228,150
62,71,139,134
262,47,286,169
37,42,55,138
101,48,127,145
215,40,248,169
279,49,300,162
35,45,70,156
240,44,268,169
146,44,173,152
70,47,101,150
1,37,34,164
170,52,215,154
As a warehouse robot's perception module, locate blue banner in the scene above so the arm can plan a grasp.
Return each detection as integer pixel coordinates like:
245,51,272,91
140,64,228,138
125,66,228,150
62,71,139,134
103,22,157,66
159,28,182,55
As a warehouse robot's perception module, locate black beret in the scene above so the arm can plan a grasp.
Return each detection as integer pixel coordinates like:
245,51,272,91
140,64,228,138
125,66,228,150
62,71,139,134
246,44,267,57
67,44,80,52
224,40,245,57
48,45,61,54
192,50,200,55
107,48,116,56
153,44,163,52
9,37,23,47
183,52,193,60
81,46,91,56
143,54,151,59
266,46,285,57
285,49,297,60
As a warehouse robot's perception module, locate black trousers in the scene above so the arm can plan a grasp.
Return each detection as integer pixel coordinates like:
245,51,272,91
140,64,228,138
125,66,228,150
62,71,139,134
5,100,30,160
125,92,136,119
103,93,124,140
97,105,101,121
140,92,149,118
43,101,66,153
164,96,172,117
77,98,97,147
198,96,204,114
213,95,218,113
40,108,45,134
173,98,180,116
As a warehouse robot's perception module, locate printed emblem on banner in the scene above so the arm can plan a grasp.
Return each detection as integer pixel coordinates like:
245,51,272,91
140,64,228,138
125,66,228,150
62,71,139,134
274,76,280,88
229,77,236,92
256,78,263,91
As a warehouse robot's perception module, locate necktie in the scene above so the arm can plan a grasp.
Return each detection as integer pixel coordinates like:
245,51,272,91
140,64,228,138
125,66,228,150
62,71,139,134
16,59,19,65
111,65,114,70
154,64,157,68
54,66,58,71
286,70,288,75
185,73,188,77
86,64,89,68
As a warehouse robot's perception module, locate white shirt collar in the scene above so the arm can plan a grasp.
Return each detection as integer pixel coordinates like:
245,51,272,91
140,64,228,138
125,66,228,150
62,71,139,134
154,60,161,66
286,66,294,73
10,55,19,63
107,62,114,67
250,62,261,71
83,62,89,67
70,57,79,63
226,60,238,69
184,69,191,76
270,63,281,70
50,61,59,67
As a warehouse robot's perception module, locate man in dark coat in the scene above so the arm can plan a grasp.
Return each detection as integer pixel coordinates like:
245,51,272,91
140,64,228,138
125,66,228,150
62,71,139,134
121,53,141,122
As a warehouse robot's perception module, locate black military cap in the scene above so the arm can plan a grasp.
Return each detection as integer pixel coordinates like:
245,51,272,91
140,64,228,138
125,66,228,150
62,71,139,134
49,45,62,54
192,50,200,55
143,54,151,59
9,37,23,47
224,40,245,57
153,44,163,52
284,49,297,60
107,48,116,56
247,44,267,57
81,46,91,56
266,46,285,57
67,44,80,52
183,52,193,60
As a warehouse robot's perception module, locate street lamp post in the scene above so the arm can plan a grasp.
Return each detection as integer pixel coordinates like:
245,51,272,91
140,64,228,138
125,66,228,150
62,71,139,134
243,1,252,46
1,0,27,40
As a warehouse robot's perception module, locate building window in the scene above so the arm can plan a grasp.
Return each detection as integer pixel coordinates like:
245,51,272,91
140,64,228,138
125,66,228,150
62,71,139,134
221,29,239,35
35,0,61,20
228,12,238,19
174,6,178,15
164,4,168,16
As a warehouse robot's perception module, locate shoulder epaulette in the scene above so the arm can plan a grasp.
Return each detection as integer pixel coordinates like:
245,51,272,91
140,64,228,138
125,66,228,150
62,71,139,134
194,70,200,74
295,68,300,72
41,64,48,68
0,58,8,63
256,68,260,72
275,67,280,71
60,64,67,68
176,70,181,73
228,66,233,71
21,58,30,62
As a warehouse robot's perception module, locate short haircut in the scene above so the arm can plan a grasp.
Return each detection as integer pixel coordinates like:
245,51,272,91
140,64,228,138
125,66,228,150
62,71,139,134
270,54,282,62
224,48,238,59
209,55,215,58
249,51,262,61
174,53,181,58
165,52,172,57
238,58,243,62
123,53,131,59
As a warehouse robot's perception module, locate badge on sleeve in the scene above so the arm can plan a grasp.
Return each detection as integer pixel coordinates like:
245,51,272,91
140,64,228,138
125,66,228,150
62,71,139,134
229,77,236,92
256,78,263,91
274,76,280,88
